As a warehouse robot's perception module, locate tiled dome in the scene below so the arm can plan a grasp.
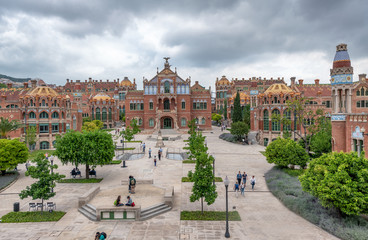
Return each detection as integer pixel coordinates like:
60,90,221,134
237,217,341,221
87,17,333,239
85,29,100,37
26,86,58,97
264,84,294,95
120,77,134,87
333,43,351,68
217,76,230,85
92,92,111,101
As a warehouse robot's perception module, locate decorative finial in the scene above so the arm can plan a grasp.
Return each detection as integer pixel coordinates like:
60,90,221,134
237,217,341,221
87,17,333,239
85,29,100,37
164,57,170,69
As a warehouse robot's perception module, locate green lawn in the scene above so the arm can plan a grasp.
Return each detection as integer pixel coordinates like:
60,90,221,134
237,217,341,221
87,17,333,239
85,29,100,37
58,178,103,183
181,211,241,221
125,140,142,143
115,147,135,151
108,160,122,164
1,211,66,223
182,177,223,182
28,150,56,160
182,160,196,164
0,171,19,191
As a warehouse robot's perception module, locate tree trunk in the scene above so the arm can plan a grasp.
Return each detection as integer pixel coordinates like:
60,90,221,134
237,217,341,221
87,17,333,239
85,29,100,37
86,164,90,179
201,197,203,214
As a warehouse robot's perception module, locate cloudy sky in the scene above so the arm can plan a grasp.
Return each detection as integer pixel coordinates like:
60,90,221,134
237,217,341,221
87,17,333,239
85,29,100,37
0,0,367,90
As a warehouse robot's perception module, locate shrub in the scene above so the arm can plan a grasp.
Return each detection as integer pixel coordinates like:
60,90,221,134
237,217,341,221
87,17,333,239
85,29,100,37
265,137,309,168
229,122,249,141
299,151,368,216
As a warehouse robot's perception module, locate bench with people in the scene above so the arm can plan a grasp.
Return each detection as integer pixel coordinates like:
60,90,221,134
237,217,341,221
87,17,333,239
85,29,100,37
89,168,97,178
70,168,82,178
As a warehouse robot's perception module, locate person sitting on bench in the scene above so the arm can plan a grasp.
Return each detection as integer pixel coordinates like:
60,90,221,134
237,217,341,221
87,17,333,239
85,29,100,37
89,168,96,177
125,196,133,206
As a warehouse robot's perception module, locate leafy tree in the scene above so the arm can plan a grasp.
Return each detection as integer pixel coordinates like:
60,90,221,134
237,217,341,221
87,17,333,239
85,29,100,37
223,100,227,120
119,112,125,122
82,120,104,132
299,152,368,216
309,116,331,158
265,137,309,168
0,117,22,139
19,153,64,212
232,92,242,123
211,113,222,124
130,119,141,135
82,117,91,124
242,104,251,128
55,130,114,178
0,139,29,175
0,83,7,88
186,120,207,161
92,120,103,129
230,122,249,141
25,126,37,150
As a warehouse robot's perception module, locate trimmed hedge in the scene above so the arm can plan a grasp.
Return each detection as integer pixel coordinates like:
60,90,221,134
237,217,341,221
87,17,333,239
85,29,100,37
181,211,241,221
1,211,66,223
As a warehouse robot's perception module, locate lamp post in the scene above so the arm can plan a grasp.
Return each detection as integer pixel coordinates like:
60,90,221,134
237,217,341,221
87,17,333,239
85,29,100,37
224,176,230,238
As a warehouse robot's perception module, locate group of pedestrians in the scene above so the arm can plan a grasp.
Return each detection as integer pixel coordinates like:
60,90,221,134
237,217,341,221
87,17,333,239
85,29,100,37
233,171,256,197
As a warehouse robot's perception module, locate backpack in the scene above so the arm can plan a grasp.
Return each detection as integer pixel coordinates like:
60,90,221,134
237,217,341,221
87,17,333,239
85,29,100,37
130,178,135,185
100,232,107,239
131,202,135,207
114,200,117,206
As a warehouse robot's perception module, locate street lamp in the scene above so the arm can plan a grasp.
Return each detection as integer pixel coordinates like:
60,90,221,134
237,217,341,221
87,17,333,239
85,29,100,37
224,176,230,238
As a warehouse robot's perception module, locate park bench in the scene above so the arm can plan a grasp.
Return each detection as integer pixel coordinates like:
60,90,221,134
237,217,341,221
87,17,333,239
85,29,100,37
70,169,82,178
89,169,97,178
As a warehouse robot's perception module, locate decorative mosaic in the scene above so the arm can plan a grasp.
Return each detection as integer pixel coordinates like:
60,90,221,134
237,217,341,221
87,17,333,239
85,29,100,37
331,74,353,85
331,115,346,121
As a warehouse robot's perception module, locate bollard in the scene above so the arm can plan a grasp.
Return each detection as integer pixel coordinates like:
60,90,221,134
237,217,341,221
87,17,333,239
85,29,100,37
121,160,127,168
13,202,19,212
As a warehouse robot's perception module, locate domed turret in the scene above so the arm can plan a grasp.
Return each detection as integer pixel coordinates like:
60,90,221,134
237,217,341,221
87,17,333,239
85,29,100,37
26,86,59,98
264,84,294,95
120,77,134,87
92,92,111,101
216,76,230,85
330,43,354,85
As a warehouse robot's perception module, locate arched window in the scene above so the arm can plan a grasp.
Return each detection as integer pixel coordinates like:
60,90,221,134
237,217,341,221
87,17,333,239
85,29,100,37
73,115,77,130
42,99,46,106
29,112,36,119
263,110,269,131
149,118,154,127
52,140,56,147
108,108,112,121
283,109,291,131
361,88,365,96
181,118,186,127
357,90,361,96
102,108,107,121
201,118,206,125
138,118,143,126
62,112,65,118
40,111,49,119
30,99,34,106
52,112,59,119
272,109,280,131
96,108,101,120
195,118,199,125
40,141,49,150
164,81,170,93
164,99,170,110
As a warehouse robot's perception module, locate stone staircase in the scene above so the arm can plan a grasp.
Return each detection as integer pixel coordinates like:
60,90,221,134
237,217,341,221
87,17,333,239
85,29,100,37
78,204,97,221
140,202,172,221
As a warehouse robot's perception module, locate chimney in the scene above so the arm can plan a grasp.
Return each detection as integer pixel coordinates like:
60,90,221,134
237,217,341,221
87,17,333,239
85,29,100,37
114,79,116,83
100,80,102,82
298,79,304,85
107,80,109,82
89,77,92,81
117,78,119,83
23,82,28,89
271,77,273,80
70,80,73,83
290,77,296,86
85,80,87,83
7,83,12,89
66,78,69,83
314,79,320,85
31,79,37,88
359,74,367,81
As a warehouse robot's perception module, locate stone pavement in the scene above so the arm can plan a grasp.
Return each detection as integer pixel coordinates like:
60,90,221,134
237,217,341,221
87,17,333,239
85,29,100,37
0,127,338,239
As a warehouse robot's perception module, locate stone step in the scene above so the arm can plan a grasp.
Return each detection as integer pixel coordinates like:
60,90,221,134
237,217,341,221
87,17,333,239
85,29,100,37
141,202,166,214
141,204,168,216
78,206,97,221
140,206,172,221
85,204,96,213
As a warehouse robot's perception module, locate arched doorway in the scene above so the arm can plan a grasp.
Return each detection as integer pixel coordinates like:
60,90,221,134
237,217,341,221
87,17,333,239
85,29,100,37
162,117,173,129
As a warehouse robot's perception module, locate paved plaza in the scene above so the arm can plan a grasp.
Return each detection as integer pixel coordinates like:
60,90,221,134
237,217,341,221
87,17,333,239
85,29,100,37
0,127,338,240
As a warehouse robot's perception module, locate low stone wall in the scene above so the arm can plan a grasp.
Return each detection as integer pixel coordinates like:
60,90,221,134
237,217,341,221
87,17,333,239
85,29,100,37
164,186,174,207
78,186,100,208
96,206,141,221
121,179,154,185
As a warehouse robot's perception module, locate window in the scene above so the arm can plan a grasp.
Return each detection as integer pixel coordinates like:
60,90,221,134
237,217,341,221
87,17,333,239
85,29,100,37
29,112,36,119
283,110,291,131
263,110,269,131
149,102,153,110
182,101,186,109
357,101,361,108
73,116,77,130
40,111,49,119
361,88,365,96
53,100,57,107
96,108,101,120
39,124,49,133
40,141,49,150
164,99,170,110
164,81,170,93
62,112,65,118
201,118,205,125
181,118,186,127
52,112,59,119
41,99,46,106
52,123,59,133
264,138,269,146
138,118,143,126
102,108,107,121
149,118,154,127
119,92,126,100
271,109,280,131
108,108,112,121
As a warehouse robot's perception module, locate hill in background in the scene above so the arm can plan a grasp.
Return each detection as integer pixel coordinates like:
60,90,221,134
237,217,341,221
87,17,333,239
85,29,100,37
0,74,31,83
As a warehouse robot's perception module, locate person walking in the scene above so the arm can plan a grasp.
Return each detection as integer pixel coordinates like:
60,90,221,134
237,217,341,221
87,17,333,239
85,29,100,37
130,176,136,194
240,182,245,196
250,176,256,190
154,155,157,167
242,172,247,185
142,142,146,153
128,176,132,193
236,171,242,185
25,161,30,171
158,149,161,160
234,181,239,198
148,148,152,158
160,147,163,159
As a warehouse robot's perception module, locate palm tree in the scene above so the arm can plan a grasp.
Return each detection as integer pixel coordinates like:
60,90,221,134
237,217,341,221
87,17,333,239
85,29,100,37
0,117,22,139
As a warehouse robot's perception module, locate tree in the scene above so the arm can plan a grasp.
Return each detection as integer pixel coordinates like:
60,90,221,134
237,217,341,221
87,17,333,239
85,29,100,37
130,119,141,135
299,152,368,216
230,122,249,141
0,139,29,175
211,113,222,124
54,130,114,179
25,126,37,150
232,92,242,123
185,120,207,161
92,120,103,129
223,100,228,120
0,117,22,139
265,137,309,168
309,115,332,158
19,153,64,212
242,104,251,128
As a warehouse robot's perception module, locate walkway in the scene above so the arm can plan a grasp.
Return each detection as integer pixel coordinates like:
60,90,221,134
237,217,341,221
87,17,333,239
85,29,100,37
0,127,338,239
